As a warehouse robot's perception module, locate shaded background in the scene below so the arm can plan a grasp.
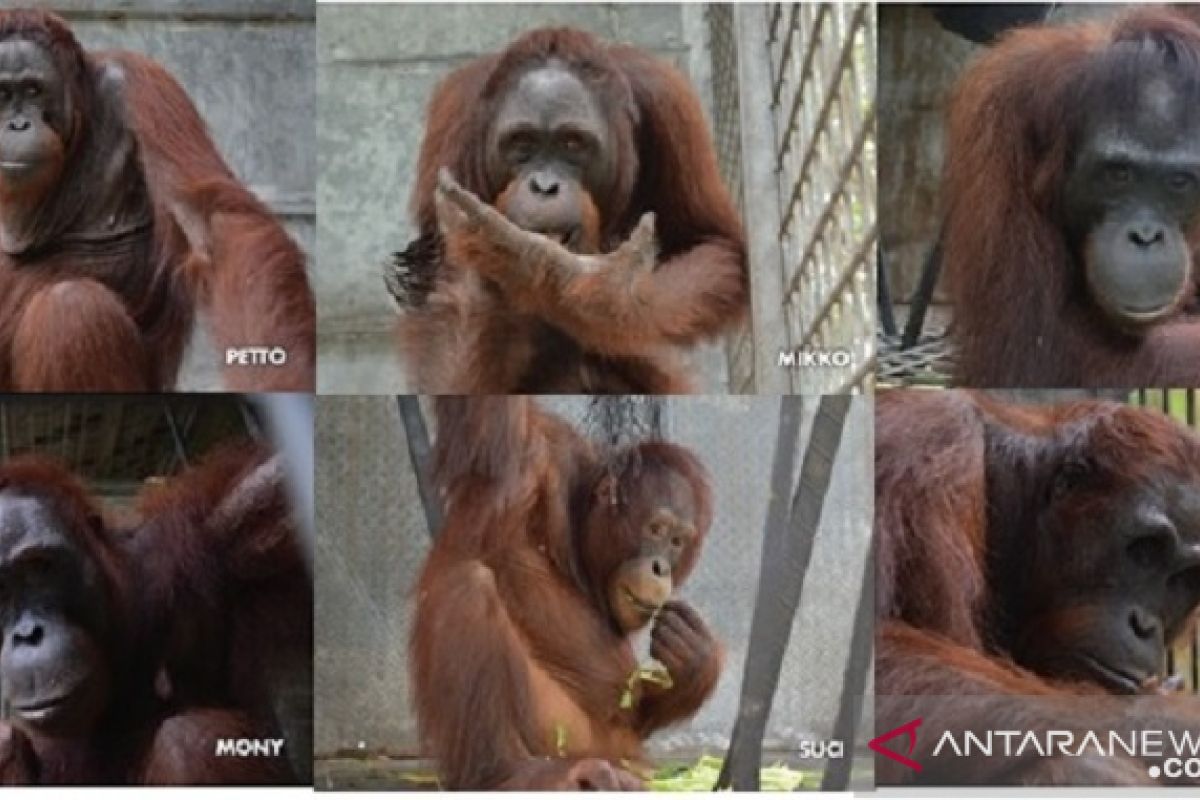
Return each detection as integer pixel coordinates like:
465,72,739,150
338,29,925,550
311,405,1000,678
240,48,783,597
19,1,316,390
316,3,876,395
313,395,873,788
0,395,249,504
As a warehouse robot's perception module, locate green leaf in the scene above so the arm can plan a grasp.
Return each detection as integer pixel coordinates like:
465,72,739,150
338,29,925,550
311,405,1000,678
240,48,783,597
644,755,808,792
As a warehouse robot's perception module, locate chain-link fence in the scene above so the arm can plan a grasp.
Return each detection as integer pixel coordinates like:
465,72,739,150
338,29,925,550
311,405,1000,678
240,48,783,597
709,3,876,394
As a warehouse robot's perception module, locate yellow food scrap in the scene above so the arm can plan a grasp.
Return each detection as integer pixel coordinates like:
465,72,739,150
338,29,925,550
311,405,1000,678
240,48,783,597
620,664,675,710
399,771,442,787
638,665,673,689
554,722,568,757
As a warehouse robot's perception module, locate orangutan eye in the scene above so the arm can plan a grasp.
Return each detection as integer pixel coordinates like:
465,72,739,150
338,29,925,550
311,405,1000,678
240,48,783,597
17,550,58,585
1105,162,1132,185
1168,171,1198,193
561,133,590,154
503,131,537,164
1053,457,1094,499
1128,536,1166,570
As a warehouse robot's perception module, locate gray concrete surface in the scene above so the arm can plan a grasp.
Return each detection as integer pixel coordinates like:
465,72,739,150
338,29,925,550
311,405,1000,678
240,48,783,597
315,4,732,394
314,396,873,770
24,1,316,391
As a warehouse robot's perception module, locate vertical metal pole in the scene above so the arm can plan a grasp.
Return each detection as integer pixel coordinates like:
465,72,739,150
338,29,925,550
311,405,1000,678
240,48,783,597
398,396,443,538
735,3,794,393
821,542,874,790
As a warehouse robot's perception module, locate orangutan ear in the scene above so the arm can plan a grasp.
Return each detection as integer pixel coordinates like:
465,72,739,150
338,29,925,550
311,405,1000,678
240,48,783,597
593,474,619,509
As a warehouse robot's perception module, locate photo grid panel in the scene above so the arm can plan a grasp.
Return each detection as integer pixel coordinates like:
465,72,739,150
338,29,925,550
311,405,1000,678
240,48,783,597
314,395,874,791
12,0,1200,796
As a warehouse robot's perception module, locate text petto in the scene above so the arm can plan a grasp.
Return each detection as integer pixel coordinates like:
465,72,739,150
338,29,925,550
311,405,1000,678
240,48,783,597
226,347,289,367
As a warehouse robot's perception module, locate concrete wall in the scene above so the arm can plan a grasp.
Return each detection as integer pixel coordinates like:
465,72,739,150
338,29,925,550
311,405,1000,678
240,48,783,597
315,4,729,394
877,4,972,305
26,1,316,390
313,395,872,764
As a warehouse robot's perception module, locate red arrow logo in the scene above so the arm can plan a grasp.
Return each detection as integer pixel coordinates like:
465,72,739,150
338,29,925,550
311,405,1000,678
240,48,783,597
869,717,923,772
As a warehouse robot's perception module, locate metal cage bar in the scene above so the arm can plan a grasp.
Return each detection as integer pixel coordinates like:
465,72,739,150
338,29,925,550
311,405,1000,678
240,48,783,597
714,3,876,393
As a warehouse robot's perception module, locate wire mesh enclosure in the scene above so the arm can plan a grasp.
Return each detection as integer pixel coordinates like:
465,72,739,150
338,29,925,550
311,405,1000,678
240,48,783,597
0,396,255,497
709,3,876,394
875,324,954,388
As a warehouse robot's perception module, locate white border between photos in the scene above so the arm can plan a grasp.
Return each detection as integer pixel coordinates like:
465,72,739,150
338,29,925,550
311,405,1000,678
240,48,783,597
315,0,806,5
0,791,1187,799
313,0,1200,7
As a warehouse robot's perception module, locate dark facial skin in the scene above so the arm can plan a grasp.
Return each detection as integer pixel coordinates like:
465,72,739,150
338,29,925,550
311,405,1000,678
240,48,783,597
0,39,69,201
485,61,618,250
1063,75,1200,330
1014,469,1200,694
596,470,700,634
0,492,110,738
